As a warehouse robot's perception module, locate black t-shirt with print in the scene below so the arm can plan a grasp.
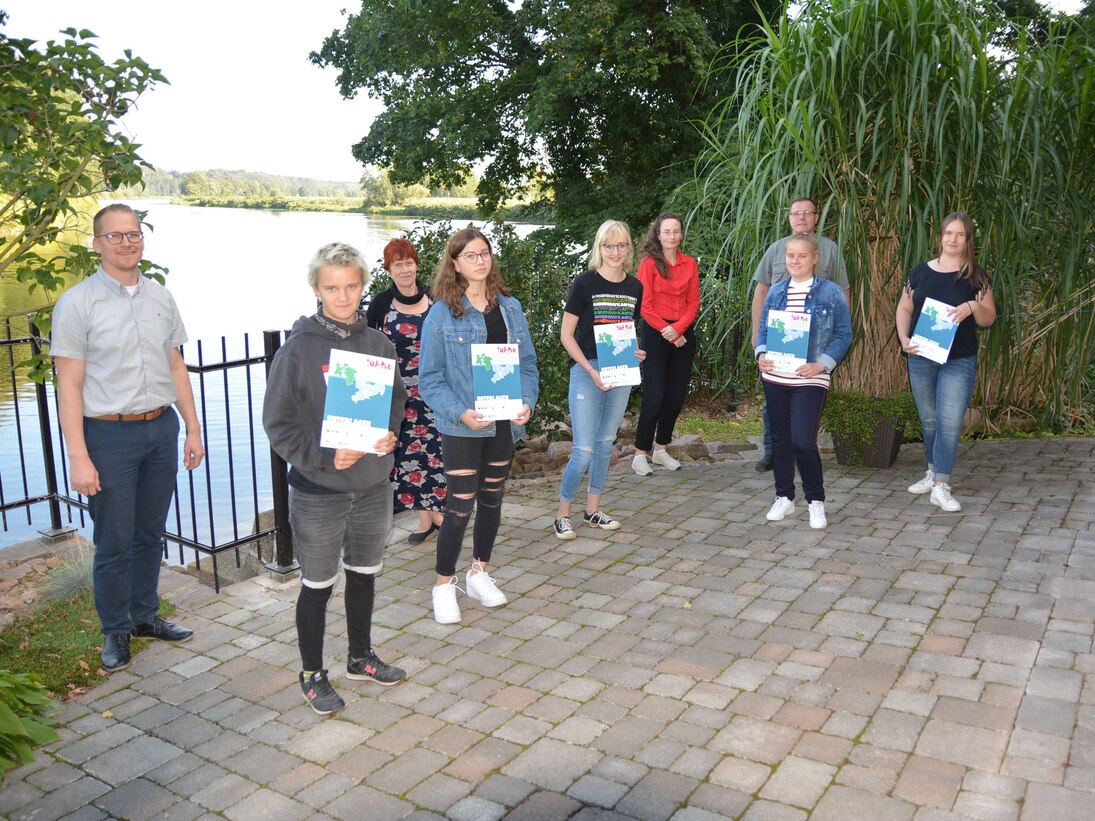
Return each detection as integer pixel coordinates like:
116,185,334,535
906,262,987,361
563,269,644,363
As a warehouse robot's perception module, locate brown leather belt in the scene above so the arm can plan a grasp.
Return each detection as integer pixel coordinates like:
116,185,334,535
93,406,168,422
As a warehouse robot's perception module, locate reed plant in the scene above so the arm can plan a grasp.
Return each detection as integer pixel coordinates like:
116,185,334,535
677,0,1094,430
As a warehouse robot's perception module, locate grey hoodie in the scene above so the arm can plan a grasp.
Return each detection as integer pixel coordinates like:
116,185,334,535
263,313,408,493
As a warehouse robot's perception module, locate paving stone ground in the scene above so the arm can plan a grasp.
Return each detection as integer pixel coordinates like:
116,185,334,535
3,438,1094,820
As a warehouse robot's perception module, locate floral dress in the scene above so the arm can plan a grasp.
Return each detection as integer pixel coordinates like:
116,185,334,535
382,304,446,513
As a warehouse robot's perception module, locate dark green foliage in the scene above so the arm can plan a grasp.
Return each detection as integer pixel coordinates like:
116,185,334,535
0,670,58,777
822,390,921,468
311,0,781,236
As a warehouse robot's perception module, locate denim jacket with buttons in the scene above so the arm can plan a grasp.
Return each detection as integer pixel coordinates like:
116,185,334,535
419,293,540,441
754,277,852,373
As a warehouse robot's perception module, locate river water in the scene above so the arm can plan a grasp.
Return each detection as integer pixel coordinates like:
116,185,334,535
0,202,534,551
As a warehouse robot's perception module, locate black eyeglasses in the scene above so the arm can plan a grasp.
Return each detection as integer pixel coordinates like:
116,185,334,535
95,231,144,244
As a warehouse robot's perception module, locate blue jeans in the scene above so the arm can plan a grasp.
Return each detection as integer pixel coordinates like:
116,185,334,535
559,361,632,504
84,410,180,635
907,354,977,485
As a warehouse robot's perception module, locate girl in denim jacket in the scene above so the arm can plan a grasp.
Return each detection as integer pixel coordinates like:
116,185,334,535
755,233,852,529
418,228,539,625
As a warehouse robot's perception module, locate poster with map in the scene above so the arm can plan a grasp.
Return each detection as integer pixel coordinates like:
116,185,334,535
594,320,641,387
911,297,958,364
472,343,523,421
319,349,396,453
765,310,811,378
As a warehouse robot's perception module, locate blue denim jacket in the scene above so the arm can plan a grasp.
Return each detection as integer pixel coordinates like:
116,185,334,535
755,277,852,372
419,293,540,441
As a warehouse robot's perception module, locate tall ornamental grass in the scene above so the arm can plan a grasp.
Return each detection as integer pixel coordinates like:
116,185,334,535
678,0,1094,429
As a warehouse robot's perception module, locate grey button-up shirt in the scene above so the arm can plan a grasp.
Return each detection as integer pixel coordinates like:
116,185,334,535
50,266,188,417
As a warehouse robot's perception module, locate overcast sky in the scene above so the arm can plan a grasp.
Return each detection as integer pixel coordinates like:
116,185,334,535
2,0,383,182
2,1,1085,183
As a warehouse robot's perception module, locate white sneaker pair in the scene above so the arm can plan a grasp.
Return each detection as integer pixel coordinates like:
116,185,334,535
765,497,827,529
431,566,508,624
632,449,681,475
908,470,962,511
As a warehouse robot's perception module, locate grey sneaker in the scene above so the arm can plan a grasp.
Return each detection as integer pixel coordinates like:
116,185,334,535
300,670,344,715
347,650,406,686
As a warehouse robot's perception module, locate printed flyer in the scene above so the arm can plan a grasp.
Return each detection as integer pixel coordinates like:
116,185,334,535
765,310,811,377
594,320,641,387
319,349,396,453
911,297,959,364
471,343,523,421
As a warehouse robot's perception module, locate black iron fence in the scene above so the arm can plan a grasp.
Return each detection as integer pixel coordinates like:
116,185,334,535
0,317,296,591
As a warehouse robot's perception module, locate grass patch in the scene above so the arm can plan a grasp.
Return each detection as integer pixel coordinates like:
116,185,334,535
0,593,176,699
675,393,764,443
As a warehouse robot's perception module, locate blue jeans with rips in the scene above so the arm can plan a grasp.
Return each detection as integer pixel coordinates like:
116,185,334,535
559,361,632,504
84,410,180,635
907,354,978,485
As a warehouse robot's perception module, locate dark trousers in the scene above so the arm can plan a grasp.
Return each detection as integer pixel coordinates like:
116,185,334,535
762,381,827,503
84,410,180,635
635,326,696,452
436,423,513,576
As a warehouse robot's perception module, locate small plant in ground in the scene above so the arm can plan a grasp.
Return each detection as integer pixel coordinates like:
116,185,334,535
0,669,59,776
38,545,93,601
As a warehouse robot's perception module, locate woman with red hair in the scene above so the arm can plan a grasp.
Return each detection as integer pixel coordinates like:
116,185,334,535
366,238,446,542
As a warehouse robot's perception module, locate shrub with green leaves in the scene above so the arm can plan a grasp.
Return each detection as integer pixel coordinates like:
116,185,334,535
0,670,59,777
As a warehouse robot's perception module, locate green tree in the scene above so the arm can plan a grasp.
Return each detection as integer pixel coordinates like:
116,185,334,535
0,15,166,302
312,0,781,235
677,0,1094,429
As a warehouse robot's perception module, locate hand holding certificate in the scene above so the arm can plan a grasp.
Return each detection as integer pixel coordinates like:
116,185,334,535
471,343,524,421
594,321,642,387
319,349,397,454
764,310,811,378
910,297,958,364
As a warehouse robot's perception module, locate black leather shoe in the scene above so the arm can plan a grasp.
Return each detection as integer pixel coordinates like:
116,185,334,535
133,616,193,643
101,633,131,671
407,522,439,544
754,454,773,472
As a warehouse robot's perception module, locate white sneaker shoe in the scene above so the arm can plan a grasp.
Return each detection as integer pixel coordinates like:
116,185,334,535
766,496,795,521
466,566,508,608
808,500,827,529
632,454,654,476
908,470,934,494
432,579,461,624
930,483,962,512
651,448,681,470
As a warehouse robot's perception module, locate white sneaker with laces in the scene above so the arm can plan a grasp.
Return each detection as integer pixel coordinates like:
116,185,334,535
466,565,508,608
908,470,934,494
432,578,461,624
651,448,681,470
766,496,795,521
808,500,827,529
632,454,654,476
930,483,962,512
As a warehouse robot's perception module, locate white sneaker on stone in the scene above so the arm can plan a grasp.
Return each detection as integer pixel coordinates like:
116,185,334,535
632,454,654,476
432,579,461,624
766,496,795,521
908,470,934,494
808,500,827,529
651,449,681,470
930,483,962,512
466,567,508,608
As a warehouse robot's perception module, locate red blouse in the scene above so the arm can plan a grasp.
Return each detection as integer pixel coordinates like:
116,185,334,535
638,252,701,335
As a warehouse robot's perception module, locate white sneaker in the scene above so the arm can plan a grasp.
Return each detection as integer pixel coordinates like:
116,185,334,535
432,579,461,624
808,500,827,529
651,448,681,470
908,470,934,494
930,483,962,512
466,566,508,608
766,496,795,521
632,454,654,476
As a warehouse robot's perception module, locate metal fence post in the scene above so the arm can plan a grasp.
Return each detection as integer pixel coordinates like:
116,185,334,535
29,319,75,538
262,329,297,572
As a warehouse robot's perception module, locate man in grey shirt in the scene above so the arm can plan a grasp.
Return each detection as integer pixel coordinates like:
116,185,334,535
52,203,204,672
750,197,850,470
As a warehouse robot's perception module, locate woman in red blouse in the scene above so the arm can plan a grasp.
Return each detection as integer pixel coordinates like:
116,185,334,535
631,212,701,476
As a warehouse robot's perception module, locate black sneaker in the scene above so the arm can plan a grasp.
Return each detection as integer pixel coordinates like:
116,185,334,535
554,516,577,540
755,454,773,472
133,616,193,643
346,650,406,686
582,510,620,530
300,670,345,714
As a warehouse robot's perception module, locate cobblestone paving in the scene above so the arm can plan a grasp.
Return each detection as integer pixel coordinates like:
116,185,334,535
3,438,1093,820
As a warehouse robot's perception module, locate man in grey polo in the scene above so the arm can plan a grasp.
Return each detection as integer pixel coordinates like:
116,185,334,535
750,197,850,471
52,203,204,671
